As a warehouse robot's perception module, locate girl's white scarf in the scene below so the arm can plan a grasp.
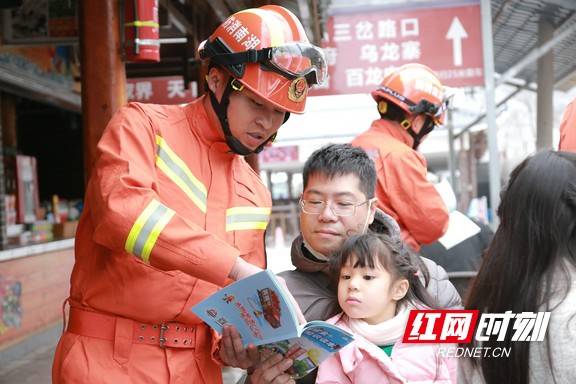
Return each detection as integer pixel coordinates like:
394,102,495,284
346,304,412,346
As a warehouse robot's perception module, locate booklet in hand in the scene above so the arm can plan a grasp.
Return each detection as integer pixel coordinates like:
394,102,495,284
191,270,354,379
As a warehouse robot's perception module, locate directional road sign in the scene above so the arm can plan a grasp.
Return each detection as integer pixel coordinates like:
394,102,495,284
312,1,483,95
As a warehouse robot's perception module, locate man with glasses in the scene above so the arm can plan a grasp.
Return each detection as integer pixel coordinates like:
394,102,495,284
244,144,461,384
352,63,451,253
53,5,324,384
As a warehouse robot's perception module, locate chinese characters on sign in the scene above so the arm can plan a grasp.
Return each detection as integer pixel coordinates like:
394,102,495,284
259,146,299,164
126,76,198,104
313,2,483,95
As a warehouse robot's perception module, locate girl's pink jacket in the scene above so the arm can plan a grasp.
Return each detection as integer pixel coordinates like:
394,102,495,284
316,313,457,384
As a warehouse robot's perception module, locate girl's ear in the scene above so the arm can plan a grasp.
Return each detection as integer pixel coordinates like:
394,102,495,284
392,279,409,301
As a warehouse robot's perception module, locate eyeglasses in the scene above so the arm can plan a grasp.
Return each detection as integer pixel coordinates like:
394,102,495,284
300,198,374,217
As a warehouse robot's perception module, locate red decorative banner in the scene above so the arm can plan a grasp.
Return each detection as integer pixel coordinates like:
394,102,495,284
312,2,483,96
126,76,198,104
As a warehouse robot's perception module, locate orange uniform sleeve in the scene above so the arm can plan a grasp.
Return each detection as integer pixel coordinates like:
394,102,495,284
86,103,238,286
559,99,576,152
378,151,449,246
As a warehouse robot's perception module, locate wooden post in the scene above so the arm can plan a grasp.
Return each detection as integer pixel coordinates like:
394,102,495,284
0,93,20,246
80,0,126,182
0,93,8,246
1,94,17,149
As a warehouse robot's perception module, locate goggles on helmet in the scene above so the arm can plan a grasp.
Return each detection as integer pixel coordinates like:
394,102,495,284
376,84,451,125
408,99,448,125
200,39,328,87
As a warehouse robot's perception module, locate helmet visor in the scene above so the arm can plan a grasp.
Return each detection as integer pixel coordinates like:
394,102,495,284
267,43,327,86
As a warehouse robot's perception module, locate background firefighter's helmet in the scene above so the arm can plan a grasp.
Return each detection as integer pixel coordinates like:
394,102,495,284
372,63,448,128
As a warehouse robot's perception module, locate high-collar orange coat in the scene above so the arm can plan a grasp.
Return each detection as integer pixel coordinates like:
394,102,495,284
52,97,271,383
352,119,448,252
559,99,576,152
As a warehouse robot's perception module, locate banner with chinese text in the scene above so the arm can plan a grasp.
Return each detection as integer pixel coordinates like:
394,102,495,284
312,2,483,96
126,76,198,104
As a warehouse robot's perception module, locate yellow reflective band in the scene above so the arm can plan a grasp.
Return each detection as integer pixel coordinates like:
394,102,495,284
227,221,269,231
125,199,161,255
226,207,271,231
226,207,271,216
125,199,175,263
140,208,175,263
155,135,207,213
239,9,284,47
125,20,160,28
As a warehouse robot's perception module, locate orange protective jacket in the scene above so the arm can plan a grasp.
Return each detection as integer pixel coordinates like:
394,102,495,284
52,97,271,383
351,119,448,252
559,99,576,152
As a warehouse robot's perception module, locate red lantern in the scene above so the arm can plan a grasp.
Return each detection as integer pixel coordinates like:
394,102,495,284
124,0,160,62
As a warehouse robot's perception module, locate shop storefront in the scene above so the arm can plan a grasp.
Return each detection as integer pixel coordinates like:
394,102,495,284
0,2,81,348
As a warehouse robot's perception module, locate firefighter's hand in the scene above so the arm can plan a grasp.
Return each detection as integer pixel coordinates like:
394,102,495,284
246,353,295,384
228,259,306,325
218,325,260,370
229,257,262,281
276,276,306,325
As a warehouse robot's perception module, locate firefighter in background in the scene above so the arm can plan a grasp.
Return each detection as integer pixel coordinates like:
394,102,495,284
559,98,576,151
351,63,450,252
52,5,326,384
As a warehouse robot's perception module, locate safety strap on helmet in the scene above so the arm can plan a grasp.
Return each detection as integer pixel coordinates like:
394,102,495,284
208,78,289,156
403,117,436,150
376,85,443,149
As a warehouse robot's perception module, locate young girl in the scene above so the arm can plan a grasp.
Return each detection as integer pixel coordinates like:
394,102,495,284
316,233,457,383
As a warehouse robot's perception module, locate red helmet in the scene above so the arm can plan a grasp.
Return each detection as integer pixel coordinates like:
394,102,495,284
199,5,327,113
371,63,448,126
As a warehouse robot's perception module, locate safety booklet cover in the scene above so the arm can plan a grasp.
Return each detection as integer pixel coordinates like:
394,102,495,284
191,270,354,378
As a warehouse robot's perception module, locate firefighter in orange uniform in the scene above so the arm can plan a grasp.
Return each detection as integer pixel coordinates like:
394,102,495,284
351,63,450,252
559,98,576,151
52,5,326,384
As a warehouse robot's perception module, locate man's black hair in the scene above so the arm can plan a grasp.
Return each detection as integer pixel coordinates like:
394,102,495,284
302,144,376,199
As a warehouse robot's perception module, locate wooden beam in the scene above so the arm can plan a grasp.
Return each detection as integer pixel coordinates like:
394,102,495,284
206,0,232,22
80,0,126,182
159,0,195,35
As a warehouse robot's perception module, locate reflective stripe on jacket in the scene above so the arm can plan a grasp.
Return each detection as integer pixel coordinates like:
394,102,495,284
352,119,449,251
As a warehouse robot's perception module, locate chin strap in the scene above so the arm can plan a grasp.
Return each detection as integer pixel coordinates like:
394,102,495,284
379,97,441,150
400,116,437,150
208,78,290,156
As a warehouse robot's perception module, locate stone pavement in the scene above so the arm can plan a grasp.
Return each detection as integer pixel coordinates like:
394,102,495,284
0,323,59,384
0,245,294,384
0,343,55,384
